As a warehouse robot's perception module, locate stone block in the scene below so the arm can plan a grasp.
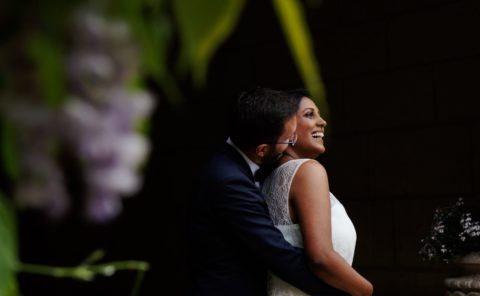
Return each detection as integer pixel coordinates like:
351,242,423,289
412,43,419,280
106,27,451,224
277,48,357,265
389,2,480,67
321,134,369,199
342,66,434,132
388,0,463,14
361,270,416,296
361,269,450,296
342,200,395,267
324,80,348,134
252,43,304,89
338,21,388,76
314,28,344,80
311,21,387,79
340,0,388,23
435,57,480,121
307,0,343,30
369,126,471,197
415,270,453,294
473,126,480,196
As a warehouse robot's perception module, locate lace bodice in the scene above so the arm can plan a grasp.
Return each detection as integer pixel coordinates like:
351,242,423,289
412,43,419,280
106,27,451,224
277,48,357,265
261,159,357,296
262,159,308,225
261,159,357,264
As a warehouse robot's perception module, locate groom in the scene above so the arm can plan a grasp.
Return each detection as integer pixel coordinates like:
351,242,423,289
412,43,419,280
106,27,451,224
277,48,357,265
188,87,347,295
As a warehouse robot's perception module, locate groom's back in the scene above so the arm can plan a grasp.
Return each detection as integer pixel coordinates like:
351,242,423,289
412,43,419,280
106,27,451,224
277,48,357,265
187,146,267,296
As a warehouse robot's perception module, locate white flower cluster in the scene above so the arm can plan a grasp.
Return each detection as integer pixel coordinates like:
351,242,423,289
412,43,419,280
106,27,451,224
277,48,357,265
62,9,155,222
419,197,480,264
433,223,445,234
459,213,480,242
421,216,451,262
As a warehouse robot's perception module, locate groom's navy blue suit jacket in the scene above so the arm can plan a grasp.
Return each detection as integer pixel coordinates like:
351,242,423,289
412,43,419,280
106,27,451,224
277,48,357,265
188,144,348,296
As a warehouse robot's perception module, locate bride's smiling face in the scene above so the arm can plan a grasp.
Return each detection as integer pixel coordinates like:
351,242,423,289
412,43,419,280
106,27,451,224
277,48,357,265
291,97,327,158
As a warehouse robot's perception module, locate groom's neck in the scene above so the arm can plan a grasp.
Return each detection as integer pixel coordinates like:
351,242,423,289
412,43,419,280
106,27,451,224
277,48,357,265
243,149,261,165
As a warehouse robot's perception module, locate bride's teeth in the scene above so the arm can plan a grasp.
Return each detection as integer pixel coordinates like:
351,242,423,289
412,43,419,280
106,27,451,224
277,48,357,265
312,132,324,138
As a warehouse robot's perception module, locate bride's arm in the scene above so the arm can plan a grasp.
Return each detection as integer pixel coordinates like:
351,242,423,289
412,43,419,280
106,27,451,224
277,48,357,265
290,160,373,296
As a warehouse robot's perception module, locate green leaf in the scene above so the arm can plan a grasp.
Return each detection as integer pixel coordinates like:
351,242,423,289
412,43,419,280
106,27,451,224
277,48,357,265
121,0,169,80
272,0,330,120
1,119,20,180
81,249,105,265
174,0,246,87
113,0,183,104
135,118,151,136
27,33,66,108
137,15,184,104
0,62,6,90
0,192,19,296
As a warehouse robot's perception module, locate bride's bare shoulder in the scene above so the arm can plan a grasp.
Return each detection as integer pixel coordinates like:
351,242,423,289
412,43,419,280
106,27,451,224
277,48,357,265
295,159,327,178
289,159,329,194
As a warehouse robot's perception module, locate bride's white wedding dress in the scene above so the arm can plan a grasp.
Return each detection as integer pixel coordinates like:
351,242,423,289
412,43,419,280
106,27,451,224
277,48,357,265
261,159,357,296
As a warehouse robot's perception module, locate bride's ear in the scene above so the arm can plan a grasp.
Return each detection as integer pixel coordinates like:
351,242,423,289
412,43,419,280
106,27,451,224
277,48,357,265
255,144,270,159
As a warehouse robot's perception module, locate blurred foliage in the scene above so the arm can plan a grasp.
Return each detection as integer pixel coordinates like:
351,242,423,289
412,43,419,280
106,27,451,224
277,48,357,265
273,0,328,118
1,0,326,106
174,0,246,87
28,33,66,107
0,192,19,296
1,120,20,180
0,0,327,294
112,0,183,103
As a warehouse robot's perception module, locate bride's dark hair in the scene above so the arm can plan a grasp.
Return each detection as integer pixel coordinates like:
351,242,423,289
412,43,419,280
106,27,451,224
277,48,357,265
286,88,310,108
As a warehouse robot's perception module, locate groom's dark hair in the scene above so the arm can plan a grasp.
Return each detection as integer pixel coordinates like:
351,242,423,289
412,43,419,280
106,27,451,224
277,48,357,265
229,87,297,151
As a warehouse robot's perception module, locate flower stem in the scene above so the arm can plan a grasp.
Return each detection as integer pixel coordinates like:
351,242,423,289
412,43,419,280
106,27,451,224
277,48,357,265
130,269,147,296
18,260,149,281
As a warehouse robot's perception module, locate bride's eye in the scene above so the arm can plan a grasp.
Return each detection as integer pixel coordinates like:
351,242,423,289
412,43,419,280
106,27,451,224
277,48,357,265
304,111,314,118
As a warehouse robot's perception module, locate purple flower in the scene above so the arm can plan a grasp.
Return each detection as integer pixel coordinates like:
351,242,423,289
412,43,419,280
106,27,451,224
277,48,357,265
1,8,155,223
62,9,155,222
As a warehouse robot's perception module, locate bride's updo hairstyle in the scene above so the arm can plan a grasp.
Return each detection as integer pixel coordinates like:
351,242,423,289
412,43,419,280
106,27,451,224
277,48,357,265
286,88,309,109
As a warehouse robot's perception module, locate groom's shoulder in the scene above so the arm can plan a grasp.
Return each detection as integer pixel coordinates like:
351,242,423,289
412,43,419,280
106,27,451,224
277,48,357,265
202,146,246,181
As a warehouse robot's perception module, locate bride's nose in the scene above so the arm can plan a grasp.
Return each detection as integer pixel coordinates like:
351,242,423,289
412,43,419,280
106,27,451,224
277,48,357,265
316,117,327,127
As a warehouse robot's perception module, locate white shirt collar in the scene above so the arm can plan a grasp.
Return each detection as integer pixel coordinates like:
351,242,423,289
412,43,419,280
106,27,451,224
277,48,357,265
226,137,260,177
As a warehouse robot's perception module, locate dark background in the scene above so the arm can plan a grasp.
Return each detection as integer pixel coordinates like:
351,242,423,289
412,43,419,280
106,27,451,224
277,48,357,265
18,0,480,295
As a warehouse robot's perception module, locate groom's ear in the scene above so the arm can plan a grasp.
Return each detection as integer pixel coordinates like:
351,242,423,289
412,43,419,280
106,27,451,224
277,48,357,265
255,144,270,159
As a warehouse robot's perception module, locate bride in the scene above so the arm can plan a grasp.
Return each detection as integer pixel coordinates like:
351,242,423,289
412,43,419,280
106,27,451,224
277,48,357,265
261,90,373,296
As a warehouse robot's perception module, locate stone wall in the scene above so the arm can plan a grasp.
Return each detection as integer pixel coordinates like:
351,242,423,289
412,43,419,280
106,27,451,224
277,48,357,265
313,1,480,295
